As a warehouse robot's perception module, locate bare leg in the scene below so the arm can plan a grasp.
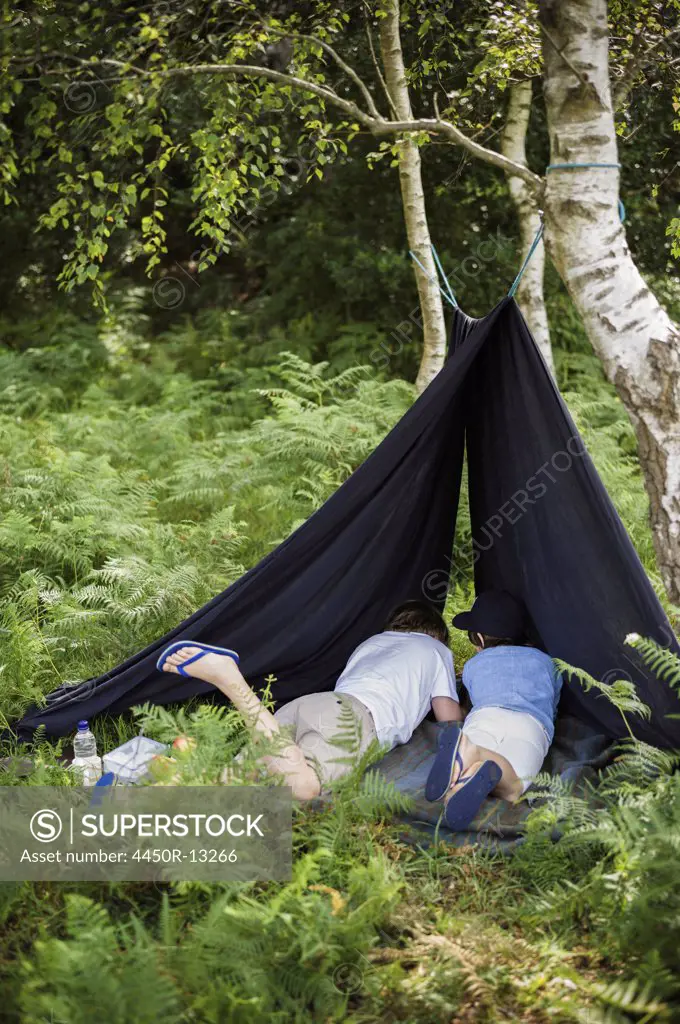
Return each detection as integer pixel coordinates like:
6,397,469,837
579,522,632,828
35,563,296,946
445,733,524,805
162,647,321,800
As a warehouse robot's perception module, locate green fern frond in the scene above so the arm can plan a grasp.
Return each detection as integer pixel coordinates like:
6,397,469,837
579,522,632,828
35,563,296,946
587,977,667,1021
555,658,651,737
626,633,680,692
327,697,365,755
598,739,680,795
355,770,415,817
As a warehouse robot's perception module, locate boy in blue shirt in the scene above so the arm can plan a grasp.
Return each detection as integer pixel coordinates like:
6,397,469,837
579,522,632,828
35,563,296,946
425,589,562,830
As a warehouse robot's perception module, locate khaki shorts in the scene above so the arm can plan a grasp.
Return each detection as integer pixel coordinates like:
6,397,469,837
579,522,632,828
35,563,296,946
274,692,376,788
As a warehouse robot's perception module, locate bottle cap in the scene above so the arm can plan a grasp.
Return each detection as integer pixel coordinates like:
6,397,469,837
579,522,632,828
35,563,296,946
77,720,88,730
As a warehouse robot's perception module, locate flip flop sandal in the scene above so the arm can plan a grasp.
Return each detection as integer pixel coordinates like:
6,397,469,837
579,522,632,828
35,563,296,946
443,760,503,831
425,722,463,802
156,641,240,677
89,772,115,808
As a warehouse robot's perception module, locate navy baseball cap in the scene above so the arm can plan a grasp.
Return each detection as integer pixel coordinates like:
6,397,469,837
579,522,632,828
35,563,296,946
452,589,527,641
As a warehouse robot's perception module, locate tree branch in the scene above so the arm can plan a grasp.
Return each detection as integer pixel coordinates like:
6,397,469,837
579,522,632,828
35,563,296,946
434,93,543,191
27,57,367,120
16,57,544,192
262,23,384,120
376,116,542,189
612,25,680,110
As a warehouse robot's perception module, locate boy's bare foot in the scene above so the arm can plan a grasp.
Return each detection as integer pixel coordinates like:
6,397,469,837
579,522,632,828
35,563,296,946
444,759,486,804
162,646,241,688
161,643,280,741
445,735,523,804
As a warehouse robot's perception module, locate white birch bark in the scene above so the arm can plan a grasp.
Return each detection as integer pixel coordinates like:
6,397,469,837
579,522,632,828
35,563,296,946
538,0,680,603
501,80,555,376
379,0,448,391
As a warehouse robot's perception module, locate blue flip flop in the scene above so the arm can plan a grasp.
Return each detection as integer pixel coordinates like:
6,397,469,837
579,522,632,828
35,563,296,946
156,641,240,677
89,772,115,808
443,760,503,831
425,723,463,802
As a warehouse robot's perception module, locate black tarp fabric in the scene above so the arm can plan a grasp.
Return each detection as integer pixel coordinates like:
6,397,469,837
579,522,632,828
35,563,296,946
465,304,680,746
15,298,680,746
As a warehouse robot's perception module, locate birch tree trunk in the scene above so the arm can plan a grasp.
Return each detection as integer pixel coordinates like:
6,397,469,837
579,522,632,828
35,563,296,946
538,0,680,604
379,0,447,391
500,80,555,376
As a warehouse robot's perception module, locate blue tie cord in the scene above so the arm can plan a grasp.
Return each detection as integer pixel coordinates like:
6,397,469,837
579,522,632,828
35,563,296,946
546,162,625,222
409,164,625,302
430,243,457,307
546,162,621,171
508,221,546,298
508,162,626,297
409,245,458,309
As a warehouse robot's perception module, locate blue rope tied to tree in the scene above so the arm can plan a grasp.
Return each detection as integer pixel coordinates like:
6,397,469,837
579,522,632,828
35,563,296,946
546,162,626,221
546,162,622,171
430,244,457,308
508,221,545,297
508,161,626,297
409,244,458,309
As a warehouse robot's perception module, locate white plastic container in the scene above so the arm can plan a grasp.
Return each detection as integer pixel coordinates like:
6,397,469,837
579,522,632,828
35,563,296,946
102,735,168,785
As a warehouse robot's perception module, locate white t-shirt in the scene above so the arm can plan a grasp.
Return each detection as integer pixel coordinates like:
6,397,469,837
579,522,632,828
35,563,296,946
334,630,459,749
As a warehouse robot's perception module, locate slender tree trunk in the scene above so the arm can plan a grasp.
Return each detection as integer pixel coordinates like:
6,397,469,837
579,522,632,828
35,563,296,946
379,0,447,391
501,80,555,376
538,0,680,603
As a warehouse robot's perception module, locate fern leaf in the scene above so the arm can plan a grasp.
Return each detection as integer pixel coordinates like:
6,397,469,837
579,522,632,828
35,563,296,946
626,633,680,692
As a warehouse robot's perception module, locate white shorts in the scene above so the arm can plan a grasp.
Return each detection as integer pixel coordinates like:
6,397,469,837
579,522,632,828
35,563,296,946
462,707,550,793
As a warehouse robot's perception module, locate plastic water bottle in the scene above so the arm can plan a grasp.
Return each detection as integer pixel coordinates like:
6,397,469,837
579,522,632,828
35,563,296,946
72,720,102,786
73,720,97,759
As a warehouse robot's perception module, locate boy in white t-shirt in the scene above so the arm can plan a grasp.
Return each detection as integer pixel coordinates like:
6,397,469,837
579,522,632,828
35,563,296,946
157,600,462,800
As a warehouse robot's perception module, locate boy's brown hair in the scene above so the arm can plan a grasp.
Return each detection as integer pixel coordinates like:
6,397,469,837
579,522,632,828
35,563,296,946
467,631,517,649
385,600,449,645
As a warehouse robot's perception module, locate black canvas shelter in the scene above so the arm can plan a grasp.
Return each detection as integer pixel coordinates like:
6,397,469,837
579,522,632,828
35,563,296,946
16,298,680,747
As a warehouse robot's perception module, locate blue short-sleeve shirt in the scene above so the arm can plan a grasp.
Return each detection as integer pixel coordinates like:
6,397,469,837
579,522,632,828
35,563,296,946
462,646,563,741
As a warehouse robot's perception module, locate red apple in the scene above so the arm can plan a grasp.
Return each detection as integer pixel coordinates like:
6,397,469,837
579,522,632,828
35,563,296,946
172,735,197,754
